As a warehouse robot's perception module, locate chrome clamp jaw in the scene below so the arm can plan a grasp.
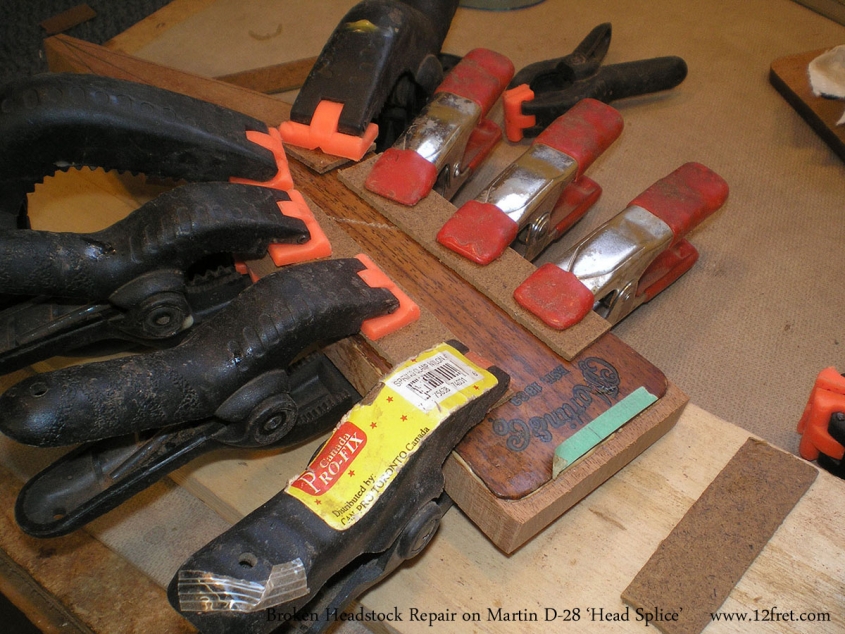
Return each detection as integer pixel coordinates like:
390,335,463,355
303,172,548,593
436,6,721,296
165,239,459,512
482,142,578,259
396,91,483,200
555,205,675,324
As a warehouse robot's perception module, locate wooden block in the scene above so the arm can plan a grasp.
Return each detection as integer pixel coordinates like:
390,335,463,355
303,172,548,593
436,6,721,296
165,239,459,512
622,439,818,634
214,57,316,94
340,156,611,361
445,382,687,553
42,36,682,551
770,47,845,163
40,4,96,35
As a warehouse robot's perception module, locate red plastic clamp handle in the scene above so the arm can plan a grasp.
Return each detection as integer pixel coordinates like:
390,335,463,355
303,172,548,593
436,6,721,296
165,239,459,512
535,98,623,177
629,162,729,244
436,48,515,117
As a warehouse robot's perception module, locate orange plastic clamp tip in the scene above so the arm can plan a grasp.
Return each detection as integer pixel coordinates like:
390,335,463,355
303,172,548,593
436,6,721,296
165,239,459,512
437,201,518,265
513,264,595,330
278,100,379,162
229,128,294,191
354,254,420,340
364,147,438,206
797,367,845,461
267,189,332,266
503,84,535,143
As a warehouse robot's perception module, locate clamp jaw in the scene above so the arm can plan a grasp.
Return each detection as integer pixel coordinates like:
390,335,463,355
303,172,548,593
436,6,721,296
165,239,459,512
0,182,318,375
514,162,729,329
0,73,294,228
365,48,514,205
797,367,845,477
169,341,509,633
280,0,459,161
1,257,419,536
503,23,687,142
436,98,623,264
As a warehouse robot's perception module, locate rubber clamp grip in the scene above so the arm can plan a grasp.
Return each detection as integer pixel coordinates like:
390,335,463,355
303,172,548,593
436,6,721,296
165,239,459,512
437,48,515,117
437,201,519,265
364,148,439,206
535,98,623,177
629,162,729,244
513,263,595,329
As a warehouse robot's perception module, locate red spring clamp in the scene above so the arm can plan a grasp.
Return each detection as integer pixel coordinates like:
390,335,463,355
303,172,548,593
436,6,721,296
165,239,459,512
436,98,623,265
514,162,729,329
364,48,514,206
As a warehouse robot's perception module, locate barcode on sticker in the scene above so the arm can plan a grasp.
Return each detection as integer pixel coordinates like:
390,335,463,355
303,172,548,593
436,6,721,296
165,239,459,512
387,351,482,412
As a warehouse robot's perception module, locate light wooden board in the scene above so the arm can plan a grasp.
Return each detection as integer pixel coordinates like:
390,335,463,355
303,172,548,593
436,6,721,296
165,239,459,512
357,405,843,634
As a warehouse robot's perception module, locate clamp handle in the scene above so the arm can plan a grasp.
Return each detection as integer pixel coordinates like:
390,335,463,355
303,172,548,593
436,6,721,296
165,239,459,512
0,183,309,300
14,352,360,538
0,73,287,227
0,259,400,447
630,161,729,245
435,48,515,117
364,48,513,205
514,162,728,329
535,98,623,177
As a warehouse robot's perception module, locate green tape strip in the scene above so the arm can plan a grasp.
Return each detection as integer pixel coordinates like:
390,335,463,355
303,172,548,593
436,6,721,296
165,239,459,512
552,387,658,478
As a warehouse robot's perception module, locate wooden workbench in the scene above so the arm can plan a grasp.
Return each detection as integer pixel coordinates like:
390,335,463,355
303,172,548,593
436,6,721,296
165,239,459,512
1,1,845,633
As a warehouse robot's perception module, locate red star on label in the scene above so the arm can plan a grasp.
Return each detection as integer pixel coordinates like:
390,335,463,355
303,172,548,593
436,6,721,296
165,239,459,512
315,500,322,505
473,385,480,390
370,422,377,429
400,414,408,421
387,396,393,402
348,470,355,477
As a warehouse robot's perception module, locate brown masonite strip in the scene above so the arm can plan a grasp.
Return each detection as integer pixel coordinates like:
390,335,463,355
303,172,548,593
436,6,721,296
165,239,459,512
622,438,818,634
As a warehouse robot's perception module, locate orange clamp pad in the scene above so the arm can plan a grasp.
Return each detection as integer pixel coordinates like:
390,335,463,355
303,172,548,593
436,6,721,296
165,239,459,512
354,254,420,340
503,83,535,143
278,100,379,162
797,367,845,461
236,190,333,281
267,189,332,267
513,263,595,330
229,128,294,191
